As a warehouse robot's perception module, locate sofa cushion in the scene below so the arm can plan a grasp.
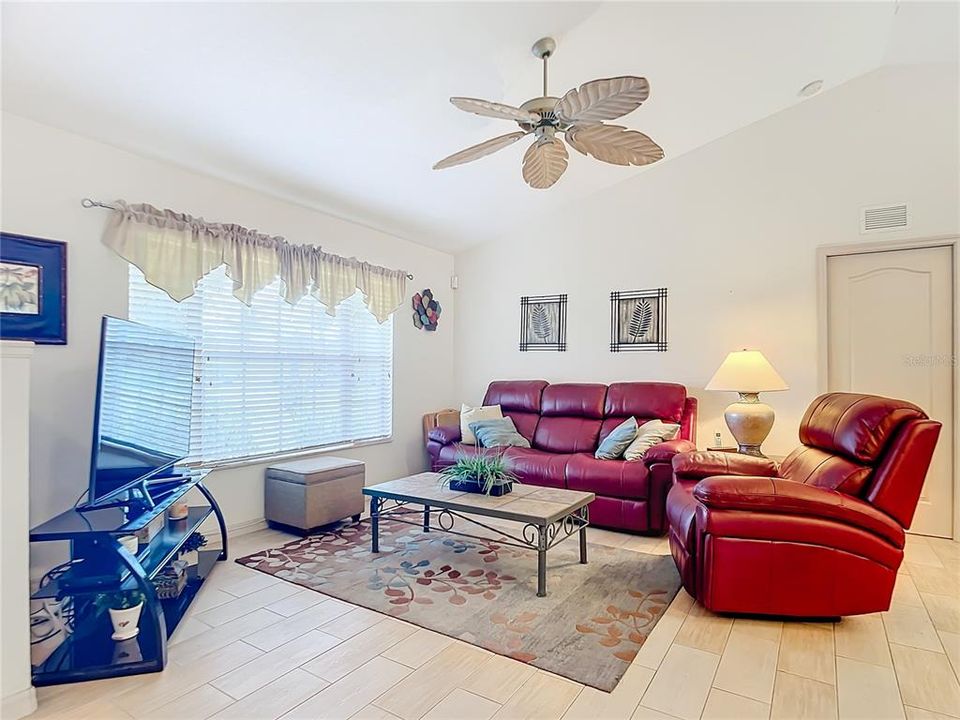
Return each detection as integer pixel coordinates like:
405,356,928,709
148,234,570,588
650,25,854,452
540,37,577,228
622,419,680,461
502,411,541,443
484,380,548,413
604,382,687,423
501,447,572,489
541,383,607,418
469,417,530,449
779,445,872,495
798,392,925,464
566,453,650,499
460,403,502,445
533,417,604,454
484,380,548,442
595,417,638,459
692,476,904,548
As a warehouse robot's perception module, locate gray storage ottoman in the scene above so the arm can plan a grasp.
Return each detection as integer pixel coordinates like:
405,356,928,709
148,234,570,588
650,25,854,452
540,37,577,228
265,457,365,532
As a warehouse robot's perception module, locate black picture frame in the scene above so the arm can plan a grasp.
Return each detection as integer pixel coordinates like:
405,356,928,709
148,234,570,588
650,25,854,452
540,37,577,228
520,294,567,352
0,232,67,344
610,288,667,352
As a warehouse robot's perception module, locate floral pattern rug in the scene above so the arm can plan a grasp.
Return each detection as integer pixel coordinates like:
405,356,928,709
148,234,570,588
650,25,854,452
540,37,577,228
237,519,681,691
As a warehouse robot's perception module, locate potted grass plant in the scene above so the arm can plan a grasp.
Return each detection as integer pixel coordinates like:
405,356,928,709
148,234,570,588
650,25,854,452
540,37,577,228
439,450,518,496
94,590,145,641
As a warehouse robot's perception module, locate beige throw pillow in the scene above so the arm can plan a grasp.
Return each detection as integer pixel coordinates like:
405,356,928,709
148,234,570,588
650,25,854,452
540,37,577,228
460,403,503,445
623,419,680,461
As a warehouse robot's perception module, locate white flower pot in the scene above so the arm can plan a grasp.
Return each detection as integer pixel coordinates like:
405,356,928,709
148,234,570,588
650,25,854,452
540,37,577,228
118,535,139,555
109,601,143,641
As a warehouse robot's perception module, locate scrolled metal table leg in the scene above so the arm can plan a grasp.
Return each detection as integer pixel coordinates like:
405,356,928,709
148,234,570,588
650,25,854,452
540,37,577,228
371,497,381,553
579,506,588,564
423,505,431,533
537,523,548,597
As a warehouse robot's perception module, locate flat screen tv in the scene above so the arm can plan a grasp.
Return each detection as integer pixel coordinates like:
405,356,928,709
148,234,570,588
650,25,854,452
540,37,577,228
85,316,196,507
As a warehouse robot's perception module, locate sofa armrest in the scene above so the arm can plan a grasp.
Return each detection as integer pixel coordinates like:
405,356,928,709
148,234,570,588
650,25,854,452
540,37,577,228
427,425,461,446
693,476,904,548
644,439,698,466
672,451,779,481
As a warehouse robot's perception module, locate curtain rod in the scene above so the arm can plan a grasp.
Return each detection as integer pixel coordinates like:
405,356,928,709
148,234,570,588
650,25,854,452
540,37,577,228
80,198,415,280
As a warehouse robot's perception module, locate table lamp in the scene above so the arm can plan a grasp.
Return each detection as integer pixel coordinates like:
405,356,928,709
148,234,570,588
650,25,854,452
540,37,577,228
705,349,788,457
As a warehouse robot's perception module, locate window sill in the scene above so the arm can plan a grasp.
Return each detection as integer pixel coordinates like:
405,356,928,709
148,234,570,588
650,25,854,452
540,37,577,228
193,435,393,472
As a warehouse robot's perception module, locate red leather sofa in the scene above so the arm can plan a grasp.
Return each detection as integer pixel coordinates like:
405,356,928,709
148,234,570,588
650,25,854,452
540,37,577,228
667,392,941,617
427,380,697,533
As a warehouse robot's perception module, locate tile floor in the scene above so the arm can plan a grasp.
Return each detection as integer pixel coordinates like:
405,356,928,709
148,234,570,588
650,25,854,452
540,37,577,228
27,524,960,720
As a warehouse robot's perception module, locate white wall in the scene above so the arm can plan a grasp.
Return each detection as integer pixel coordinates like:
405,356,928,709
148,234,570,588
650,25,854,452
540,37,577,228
0,113,456,573
453,63,960,455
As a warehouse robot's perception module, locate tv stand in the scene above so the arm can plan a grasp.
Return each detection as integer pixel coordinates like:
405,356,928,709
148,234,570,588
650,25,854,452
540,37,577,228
29,469,226,686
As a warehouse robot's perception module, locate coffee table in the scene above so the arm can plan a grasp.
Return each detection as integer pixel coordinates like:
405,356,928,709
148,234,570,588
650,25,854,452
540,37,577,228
362,473,594,597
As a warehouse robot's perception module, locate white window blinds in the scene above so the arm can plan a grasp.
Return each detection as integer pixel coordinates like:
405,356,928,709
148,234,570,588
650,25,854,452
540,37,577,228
128,265,393,463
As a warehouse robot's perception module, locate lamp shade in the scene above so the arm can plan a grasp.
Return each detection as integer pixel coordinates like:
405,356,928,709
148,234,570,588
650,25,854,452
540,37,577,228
705,350,788,393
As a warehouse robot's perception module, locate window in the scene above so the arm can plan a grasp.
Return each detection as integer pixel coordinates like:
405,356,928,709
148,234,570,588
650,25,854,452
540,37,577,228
128,265,393,463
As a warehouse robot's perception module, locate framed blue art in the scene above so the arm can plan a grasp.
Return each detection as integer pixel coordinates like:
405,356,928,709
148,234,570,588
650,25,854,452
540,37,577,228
0,232,67,344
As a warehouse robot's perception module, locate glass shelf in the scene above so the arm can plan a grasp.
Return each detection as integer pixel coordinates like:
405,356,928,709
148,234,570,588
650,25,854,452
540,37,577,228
29,472,227,686
32,506,213,600
31,550,220,686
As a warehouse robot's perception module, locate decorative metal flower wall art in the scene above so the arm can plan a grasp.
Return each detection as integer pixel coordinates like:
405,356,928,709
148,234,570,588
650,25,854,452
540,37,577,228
413,289,441,331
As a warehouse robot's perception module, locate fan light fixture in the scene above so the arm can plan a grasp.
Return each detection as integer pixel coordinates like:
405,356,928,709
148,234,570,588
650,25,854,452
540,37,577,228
433,37,664,189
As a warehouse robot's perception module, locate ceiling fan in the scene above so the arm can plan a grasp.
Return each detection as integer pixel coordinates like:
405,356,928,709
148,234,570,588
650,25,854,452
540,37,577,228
433,37,664,189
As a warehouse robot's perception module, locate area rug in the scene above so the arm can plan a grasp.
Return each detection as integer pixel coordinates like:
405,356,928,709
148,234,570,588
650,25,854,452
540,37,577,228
236,519,681,691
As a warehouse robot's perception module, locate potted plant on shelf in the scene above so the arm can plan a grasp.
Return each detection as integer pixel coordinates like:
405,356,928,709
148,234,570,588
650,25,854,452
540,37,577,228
439,450,517,496
95,590,145,641
179,531,207,567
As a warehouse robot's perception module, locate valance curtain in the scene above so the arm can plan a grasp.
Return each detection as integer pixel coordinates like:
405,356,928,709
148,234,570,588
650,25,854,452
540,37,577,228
101,200,407,323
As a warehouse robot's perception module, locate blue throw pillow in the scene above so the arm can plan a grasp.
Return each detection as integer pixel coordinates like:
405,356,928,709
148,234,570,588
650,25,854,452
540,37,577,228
595,417,639,460
469,417,531,449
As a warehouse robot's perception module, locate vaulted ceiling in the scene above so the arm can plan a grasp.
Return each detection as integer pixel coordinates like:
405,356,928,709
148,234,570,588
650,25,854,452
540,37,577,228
2,2,956,251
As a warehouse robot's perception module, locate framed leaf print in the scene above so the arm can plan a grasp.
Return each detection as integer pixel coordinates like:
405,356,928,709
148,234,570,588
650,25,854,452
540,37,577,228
520,294,566,352
610,288,667,352
0,232,67,344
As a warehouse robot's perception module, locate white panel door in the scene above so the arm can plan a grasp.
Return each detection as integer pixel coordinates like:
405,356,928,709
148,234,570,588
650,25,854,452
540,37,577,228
827,245,954,537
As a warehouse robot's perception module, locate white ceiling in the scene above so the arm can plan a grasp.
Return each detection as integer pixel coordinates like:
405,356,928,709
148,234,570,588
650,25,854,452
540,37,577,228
2,2,956,252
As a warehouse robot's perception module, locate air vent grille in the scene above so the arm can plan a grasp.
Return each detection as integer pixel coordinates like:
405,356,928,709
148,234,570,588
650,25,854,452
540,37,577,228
861,203,909,233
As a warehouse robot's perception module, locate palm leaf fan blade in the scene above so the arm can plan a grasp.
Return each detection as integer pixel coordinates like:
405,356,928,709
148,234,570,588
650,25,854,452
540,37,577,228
555,76,650,124
433,131,528,170
522,137,568,189
449,97,539,123
565,124,664,167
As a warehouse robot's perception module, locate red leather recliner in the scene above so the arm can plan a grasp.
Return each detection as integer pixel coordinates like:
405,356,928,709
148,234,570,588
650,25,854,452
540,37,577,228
666,392,941,617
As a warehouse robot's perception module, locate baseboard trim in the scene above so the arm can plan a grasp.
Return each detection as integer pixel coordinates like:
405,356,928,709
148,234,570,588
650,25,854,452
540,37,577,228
2,686,38,720
198,515,268,540
229,518,268,536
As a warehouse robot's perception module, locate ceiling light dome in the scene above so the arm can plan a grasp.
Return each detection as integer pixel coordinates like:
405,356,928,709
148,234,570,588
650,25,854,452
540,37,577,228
798,79,824,97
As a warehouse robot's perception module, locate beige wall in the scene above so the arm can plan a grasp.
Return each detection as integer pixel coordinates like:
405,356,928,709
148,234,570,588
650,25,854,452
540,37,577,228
0,113,456,573
452,64,960,455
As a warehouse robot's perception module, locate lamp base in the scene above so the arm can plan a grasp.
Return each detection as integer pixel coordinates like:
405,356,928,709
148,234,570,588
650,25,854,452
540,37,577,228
736,443,766,458
724,392,774,458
